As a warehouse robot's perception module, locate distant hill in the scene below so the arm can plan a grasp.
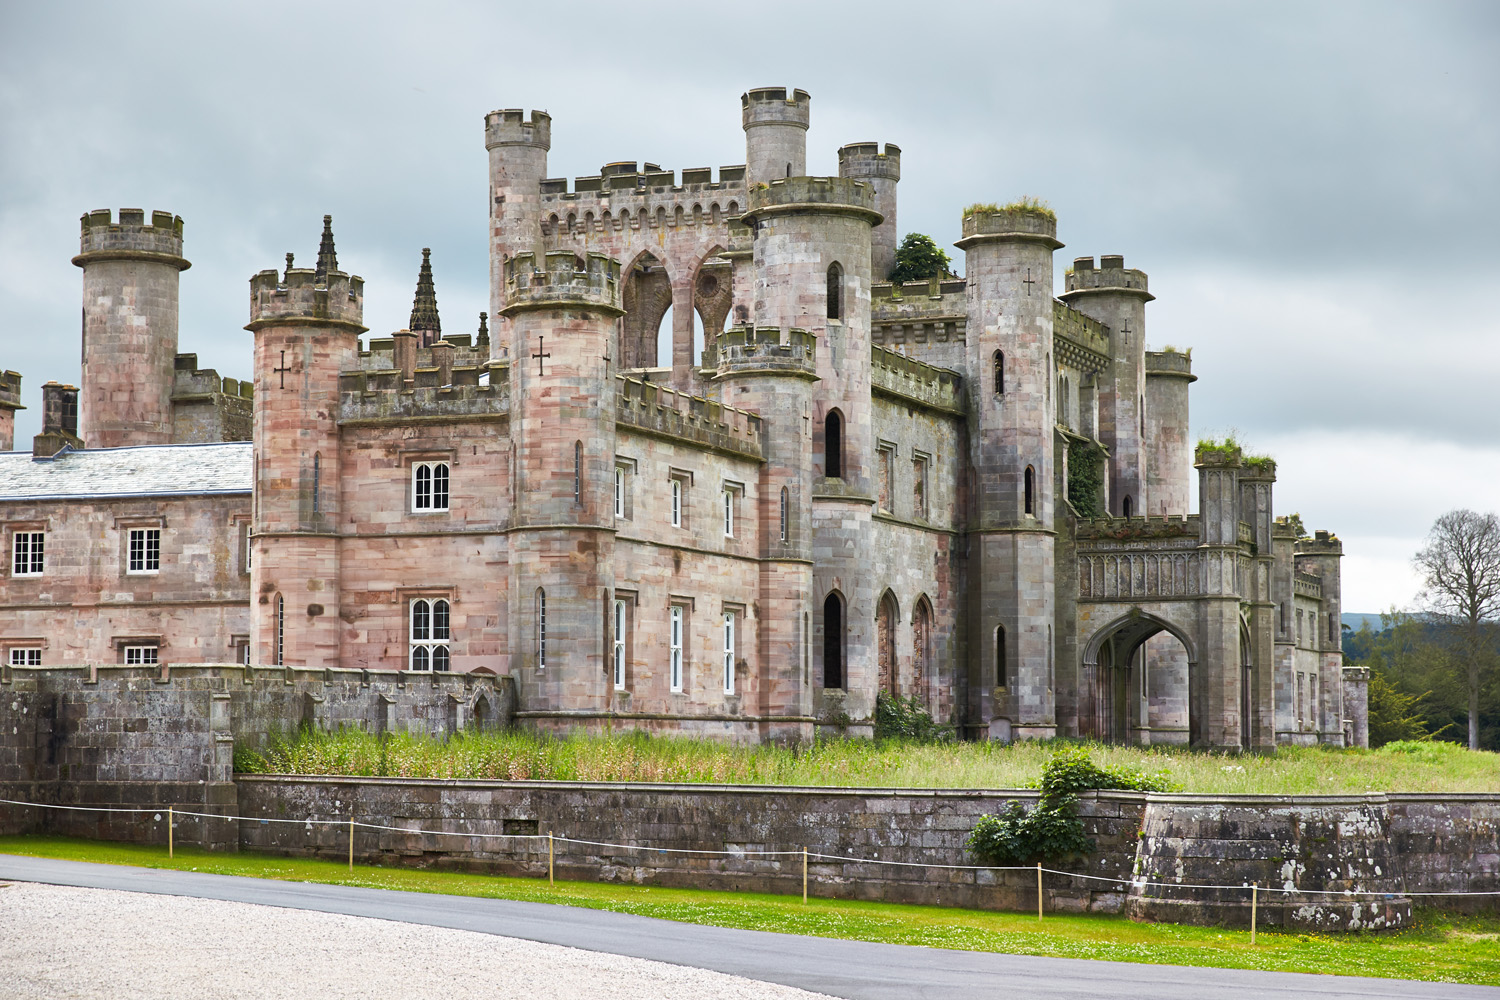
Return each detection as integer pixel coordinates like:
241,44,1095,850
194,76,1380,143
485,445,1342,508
1342,613,1388,633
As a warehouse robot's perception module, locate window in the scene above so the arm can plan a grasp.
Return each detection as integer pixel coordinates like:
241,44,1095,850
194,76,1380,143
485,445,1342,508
312,452,321,514
535,588,547,670
877,445,893,513
993,350,1004,395
779,486,788,542
413,461,450,512
12,531,44,576
912,456,929,519
669,605,684,692
670,478,683,528
409,598,451,671
722,488,734,537
614,467,625,518
1058,375,1069,422
826,262,843,320
127,528,160,574
1121,495,1132,518
723,612,736,694
1023,466,1035,516
8,648,41,666
574,441,582,503
241,523,252,574
275,593,285,665
124,645,159,666
238,641,251,665
995,625,1007,687
822,592,845,689
613,599,627,690
825,411,843,479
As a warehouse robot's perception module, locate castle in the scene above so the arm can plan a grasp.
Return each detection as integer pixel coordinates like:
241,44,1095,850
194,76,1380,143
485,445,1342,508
0,87,1364,751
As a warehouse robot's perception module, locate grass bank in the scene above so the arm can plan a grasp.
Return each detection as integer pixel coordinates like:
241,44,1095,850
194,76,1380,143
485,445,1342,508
235,729,1500,794
0,835,1493,985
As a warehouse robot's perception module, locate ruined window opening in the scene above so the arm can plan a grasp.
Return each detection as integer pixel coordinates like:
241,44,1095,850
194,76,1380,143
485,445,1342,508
12,531,44,576
409,598,451,672
825,411,844,479
995,624,1007,688
877,446,893,513
535,588,547,670
823,592,845,689
1024,466,1035,516
912,456,929,519
413,461,450,512
826,262,843,320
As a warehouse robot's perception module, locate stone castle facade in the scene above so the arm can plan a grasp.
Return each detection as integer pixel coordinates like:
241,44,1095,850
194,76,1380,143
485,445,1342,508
0,87,1364,751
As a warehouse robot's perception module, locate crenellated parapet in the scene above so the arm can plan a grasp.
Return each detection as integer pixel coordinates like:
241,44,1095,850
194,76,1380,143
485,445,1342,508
0,370,22,412
72,208,190,270
501,251,621,314
706,325,817,378
246,267,365,332
338,361,510,425
615,375,763,460
837,142,901,181
1065,255,1154,301
955,206,1062,251
1295,529,1342,557
870,344,964,414
1145,348,1195,381
870,279,967,349
744,176,881,224
484,108,551,150
741,87,811,131
1054,301,1111,373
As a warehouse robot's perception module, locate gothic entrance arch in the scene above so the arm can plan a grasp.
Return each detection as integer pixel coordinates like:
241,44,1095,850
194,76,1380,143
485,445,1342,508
1081,611,1197,745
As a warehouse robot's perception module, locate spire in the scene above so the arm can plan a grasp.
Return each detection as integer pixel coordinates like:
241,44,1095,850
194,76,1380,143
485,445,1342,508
476,311,489,350
315,215,338,283
409,247,441,346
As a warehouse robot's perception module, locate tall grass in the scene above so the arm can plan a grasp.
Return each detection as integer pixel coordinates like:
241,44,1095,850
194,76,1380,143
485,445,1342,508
234,730,1500,794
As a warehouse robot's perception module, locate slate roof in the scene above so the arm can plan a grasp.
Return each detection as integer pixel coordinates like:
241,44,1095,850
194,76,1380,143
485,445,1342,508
0,442,252,501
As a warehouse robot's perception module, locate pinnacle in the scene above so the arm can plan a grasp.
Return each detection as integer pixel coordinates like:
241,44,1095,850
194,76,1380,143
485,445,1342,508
315,215,338,283
410,247,441,346
476,311,489,348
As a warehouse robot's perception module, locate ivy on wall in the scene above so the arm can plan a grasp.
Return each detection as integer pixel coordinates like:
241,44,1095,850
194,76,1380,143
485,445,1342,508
1067,439,1105,518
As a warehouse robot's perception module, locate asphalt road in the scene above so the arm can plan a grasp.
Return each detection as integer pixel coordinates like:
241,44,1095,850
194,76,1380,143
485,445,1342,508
1,854,1493,1000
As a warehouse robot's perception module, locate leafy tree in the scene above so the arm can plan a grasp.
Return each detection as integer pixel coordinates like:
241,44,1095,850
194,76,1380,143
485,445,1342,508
889,233,954,284
1366,671,1437,747
1413,510,1500,749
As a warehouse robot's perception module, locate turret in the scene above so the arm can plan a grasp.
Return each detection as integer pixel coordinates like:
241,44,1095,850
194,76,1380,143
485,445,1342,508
838,143,901,281
245,220,365,668
742,88,810,187
484,108,552,349
502,251,622,721
1060,255,1154,517
956,206,1063,740
73,208,190,448
1143,349,1195,515
1295,529,1345,745
0,371,22,451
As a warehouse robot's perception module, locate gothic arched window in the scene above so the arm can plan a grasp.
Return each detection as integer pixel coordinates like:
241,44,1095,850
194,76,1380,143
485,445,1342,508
825,411,844,479
993,351,1004,395
1024,466,1036,516
827,262,843,320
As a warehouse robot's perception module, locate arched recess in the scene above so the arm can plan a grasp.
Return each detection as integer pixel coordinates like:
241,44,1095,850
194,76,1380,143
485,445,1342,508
691,248,734,365
621,250,674,369
912,596,934,707
876,590,899,696
1239,621,1254,750
822,590,845,690
824,409,844,479
1081,611,1197,745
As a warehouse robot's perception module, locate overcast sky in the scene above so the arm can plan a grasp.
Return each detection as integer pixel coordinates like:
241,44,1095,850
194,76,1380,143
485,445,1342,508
2,1,1496,612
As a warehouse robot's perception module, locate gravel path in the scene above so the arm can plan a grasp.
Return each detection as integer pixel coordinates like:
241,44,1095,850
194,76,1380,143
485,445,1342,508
0,882,834,1000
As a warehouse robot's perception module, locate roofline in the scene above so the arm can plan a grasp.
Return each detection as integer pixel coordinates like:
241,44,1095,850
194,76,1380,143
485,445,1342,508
0,441,251,457
0,488,251,503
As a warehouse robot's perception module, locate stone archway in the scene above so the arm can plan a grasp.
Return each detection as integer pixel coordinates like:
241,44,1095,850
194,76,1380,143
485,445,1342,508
876,591,899,697
620,251,674,369
1082,611,1198,745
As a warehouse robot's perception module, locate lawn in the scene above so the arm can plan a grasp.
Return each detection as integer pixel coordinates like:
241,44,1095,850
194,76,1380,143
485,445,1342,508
235,728,1500,794
1,835,1494,986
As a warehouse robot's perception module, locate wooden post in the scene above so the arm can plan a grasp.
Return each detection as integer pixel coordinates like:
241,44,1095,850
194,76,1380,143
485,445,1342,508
548,833,554,886
167,807,173,859
1251,883,1258,945
802,849,808,904
1037,863,1043,921
348,817,354,871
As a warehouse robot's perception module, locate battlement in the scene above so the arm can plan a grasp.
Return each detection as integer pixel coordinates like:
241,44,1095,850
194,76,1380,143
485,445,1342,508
870,281,967,351
616,376,763,461
483,108,551,150
1195,440,1276,478
1145,349,1195,380
1054,301,1111,373
745,176,880,223
171,353,255,400
1272,514,1306,541
1295,530,1343,556
73,208,189,269
246,267,365,332
838,142,902,181
870,345,964,414
0,370,21,412
540,163,746,198
741,87,811,130
705,325,817,377
501,251,621,314
1076,513,1201,542
955,206,1061,250
339,361,510,424
1063,255,1153,300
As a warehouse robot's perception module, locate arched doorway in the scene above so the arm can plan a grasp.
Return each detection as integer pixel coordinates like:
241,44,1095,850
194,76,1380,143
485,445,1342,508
1083,613,1196,745
912,596,933,708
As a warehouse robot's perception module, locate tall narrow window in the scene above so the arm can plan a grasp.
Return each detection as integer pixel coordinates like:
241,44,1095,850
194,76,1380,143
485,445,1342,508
275,593,285,666
722,489,734,537
574,442,582,503
312,452,321,513
723,612,736,694
669,605,684,692
993,350,1004,395
127,528,161,574
803,611,810,686
409,598,451,671
614,467,625,518
779,486,788,542
613,599,627,690
1122,495,1132,518
413,462,450,512
822,592,844,689
671,478,683,527
12,531,44,576
826,263,843,320
912,457,928,519
825,411,843,479
877,446,893,513
995,624,1007,687
1024,466,1035,516
535,588,547,670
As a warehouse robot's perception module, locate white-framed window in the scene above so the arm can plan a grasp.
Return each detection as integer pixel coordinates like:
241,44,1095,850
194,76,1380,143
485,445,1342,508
671,478,683,528
12,531,44,576
241,523,253,574
8,648,42,666
612,599,627,690
412,462,450,512
722,611,736,694
123,645,158,665
127,528,160,574
409,598,451,671
614,467,625,518
535,588,547,670
722,489,734,537
669,605,684,692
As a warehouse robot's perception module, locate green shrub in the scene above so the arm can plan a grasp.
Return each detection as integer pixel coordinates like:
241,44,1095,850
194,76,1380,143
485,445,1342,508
888,233,953,284
873,692,951,743
967,747,1176,865
1066,439,1105,518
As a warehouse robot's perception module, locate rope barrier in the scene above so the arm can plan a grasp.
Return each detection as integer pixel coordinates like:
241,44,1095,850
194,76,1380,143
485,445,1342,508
4,796,1498,899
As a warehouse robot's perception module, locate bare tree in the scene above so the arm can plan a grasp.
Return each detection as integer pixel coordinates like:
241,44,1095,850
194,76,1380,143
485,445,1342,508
1413,509,1500,749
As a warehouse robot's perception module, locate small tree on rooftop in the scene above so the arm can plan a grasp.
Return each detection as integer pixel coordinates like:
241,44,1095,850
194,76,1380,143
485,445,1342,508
889,233,954,284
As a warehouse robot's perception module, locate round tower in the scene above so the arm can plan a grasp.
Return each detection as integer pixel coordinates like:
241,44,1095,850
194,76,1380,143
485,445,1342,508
72,208,190,449
955,205,1064,740
742,88,810,187
503,251,622,726
742,175,880,728
246,243,365,668
1060,255,1155,517
712,325,820,740
484,108,552,350
838,143,901,281
1143,349,1195,516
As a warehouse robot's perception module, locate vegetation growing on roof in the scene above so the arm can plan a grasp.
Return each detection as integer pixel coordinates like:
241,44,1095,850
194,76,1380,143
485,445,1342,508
888,233,955,284
964,196,1055,220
